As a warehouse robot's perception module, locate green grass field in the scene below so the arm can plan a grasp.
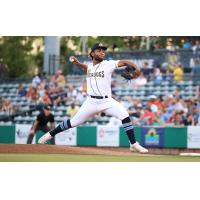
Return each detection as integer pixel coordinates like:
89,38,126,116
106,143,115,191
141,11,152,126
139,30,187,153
0,153,200,162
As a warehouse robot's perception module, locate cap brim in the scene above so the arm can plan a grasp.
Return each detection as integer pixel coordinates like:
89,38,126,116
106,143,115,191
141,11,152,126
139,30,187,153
90,46,107,56
44,107,51,110
100,46,107,51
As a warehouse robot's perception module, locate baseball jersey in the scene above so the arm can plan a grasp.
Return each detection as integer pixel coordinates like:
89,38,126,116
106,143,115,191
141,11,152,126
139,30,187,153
36,111,54,127
86,60,119,97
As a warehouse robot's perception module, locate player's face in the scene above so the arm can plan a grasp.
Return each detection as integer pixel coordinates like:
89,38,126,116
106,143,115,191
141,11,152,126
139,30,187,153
93,48,105,62
44,109,51,116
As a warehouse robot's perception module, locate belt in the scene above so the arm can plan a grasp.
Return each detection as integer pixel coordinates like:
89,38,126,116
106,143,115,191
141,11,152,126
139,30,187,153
90,95,108,99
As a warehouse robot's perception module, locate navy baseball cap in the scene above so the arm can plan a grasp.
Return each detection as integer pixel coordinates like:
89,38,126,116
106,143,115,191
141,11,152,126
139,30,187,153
44,105,51,110
89,43,107,57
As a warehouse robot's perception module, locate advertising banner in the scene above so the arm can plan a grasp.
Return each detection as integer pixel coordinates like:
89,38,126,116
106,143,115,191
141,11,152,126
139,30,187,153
141,126,164,147
55,127,77,146
97,125,119,147
15,124,34,144
187,126,200,149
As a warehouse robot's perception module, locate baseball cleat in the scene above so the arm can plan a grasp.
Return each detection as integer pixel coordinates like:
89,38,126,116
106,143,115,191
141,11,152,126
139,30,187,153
38,132,52,144
130,142,148,153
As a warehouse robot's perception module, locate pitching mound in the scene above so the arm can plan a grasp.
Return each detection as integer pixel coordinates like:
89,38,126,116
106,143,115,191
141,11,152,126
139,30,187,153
0,144,135,156
0,144,200,156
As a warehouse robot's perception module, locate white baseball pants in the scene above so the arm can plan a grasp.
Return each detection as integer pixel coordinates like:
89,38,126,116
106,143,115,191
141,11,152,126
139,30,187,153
70,97,129,127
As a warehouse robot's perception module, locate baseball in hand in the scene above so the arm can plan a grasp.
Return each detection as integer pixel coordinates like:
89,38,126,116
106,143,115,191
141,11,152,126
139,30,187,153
69,56,75,63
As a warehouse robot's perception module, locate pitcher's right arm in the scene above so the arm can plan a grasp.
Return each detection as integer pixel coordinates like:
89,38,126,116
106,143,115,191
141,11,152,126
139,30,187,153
69,56,88,72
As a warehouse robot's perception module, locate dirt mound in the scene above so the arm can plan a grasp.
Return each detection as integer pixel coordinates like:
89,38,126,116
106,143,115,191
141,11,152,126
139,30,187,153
0,144,200,156
0,144,135,156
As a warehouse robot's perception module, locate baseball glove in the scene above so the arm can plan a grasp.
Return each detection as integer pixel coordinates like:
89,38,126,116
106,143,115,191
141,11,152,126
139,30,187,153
121,66,141,80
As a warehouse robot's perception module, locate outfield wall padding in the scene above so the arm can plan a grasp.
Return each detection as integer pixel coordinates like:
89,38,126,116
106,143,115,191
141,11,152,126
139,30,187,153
164,127,187,148
0,125,15,144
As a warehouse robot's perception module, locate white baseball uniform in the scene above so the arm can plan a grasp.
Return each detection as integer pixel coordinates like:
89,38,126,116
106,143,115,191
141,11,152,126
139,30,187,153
70,60,129,127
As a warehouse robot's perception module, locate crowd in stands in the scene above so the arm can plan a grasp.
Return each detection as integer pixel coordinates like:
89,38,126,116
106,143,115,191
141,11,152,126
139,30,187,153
117,93,200,127
30,71,86,107
150,37,200,52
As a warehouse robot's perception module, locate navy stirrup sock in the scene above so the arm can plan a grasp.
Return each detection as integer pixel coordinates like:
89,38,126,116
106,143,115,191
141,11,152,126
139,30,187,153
122,117,136,145
50,119,72,137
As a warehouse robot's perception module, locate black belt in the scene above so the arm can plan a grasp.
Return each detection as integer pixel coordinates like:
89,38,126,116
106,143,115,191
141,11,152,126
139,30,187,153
90,95,108,99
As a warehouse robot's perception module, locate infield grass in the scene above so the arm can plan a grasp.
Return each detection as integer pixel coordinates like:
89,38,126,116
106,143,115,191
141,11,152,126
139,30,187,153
0,153,200,162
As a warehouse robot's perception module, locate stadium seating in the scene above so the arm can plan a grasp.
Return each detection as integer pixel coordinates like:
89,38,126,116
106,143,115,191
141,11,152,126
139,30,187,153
0,74,199,125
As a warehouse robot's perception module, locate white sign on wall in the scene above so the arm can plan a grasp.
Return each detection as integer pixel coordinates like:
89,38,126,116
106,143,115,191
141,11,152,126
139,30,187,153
97,125,119,147
187,126,200,149
15,124,35,144
55,127,77,146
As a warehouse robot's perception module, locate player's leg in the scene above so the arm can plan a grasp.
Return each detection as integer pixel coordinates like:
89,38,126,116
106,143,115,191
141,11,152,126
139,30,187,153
38,98,99,144
27,133,34,144
27,123,36,144
104,98,148,153
41,126,55,145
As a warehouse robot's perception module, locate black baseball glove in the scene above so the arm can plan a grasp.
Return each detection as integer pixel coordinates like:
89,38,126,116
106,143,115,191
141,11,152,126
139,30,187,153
121,66,141,80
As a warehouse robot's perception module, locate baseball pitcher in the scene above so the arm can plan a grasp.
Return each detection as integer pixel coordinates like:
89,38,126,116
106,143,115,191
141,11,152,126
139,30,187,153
38,43,148,153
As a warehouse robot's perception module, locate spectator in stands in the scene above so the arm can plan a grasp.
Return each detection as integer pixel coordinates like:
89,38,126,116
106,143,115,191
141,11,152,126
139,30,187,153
32,73,41,88
129,105,143,125
27,105,55,144
173,64,184,83
157,95,166,110
55,70,66,91
183,113,195,126
38,81,47,99
168,111,184,126
131,105,142,119
192,40,200,54
1,99,13,114
26,85,33,101
153,40,160,50
146,95,161,110
48,75,58,94
141,106,155,125
38,90,51,105
191,58,200,83
152,67,163,85
67,103,80,118
39,71,48,82
164,95,176,120
166,39,178,52
141,62,152,81
26,86,39,102
165,66,174,82
182,38,192,49
67,85,78,102
185,98,196,115
17,84,27,97
132,72,147,89
153,108,166,125
174,98,188,113
158,108,170,124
